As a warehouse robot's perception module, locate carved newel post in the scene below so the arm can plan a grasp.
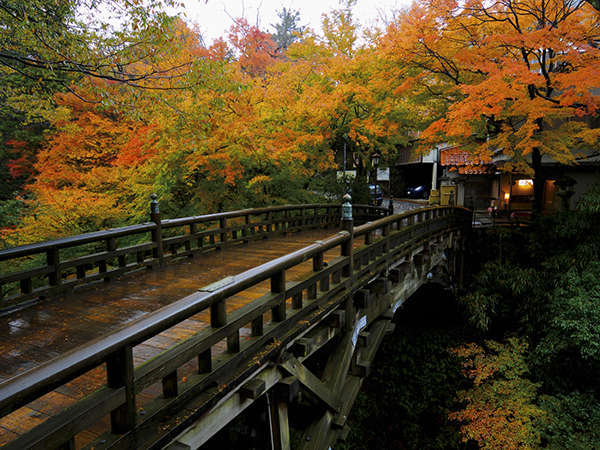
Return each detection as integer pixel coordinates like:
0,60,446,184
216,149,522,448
341,193,353,231
341,193,355,331
150,193,164,266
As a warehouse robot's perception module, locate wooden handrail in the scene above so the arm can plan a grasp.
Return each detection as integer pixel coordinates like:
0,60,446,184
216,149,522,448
0,203,387,310
0,205,471,449
0,223,157,260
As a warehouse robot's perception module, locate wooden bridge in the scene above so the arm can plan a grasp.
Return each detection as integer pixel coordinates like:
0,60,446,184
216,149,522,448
0,200,471,449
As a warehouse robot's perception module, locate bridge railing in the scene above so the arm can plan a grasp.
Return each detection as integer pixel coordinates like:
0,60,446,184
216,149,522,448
0,202,387,311
0,205,468,450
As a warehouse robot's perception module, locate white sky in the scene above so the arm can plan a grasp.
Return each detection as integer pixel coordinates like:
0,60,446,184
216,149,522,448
183,0,412,45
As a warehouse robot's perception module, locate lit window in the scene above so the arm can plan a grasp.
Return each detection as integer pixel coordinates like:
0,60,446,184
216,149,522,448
518,179,533,186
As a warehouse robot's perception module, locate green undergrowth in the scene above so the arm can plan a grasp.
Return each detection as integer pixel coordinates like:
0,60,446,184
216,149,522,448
338,285,472,449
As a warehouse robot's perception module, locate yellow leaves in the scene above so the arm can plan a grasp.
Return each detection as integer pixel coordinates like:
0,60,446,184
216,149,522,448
449,339,546,449
247,175,271,188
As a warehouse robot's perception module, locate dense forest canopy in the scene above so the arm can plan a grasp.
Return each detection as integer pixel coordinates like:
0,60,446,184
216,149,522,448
1,0,598,244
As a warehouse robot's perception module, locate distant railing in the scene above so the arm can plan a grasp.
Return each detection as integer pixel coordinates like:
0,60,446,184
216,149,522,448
0,205,471,450
0,201,388,311
471,209,532,228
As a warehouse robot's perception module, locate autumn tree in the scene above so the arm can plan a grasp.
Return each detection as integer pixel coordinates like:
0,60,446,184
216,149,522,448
260,1,416,188
386,0,600,212
228,18,278,77
0,0,194,95
450,339,546,448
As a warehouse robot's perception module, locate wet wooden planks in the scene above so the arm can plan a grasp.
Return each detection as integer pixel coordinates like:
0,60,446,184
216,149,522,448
0,228,346,447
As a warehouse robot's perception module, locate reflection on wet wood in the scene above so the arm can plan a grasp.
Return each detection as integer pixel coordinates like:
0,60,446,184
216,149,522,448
0,229,341,446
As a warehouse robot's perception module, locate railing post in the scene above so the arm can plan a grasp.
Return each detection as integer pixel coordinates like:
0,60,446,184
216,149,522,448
188,223,197,256
219,217,227,245
271,270,286,322
107,346,136,434
309,250,323,300
283,209,290,235
341,194,355,331
104,237,117,282
47,247,60,288
20,278,32,295
341,193,354,278
185,223,194,257
211,300,227,328
150,193,164,267
198,348,212,373
243,214,250,243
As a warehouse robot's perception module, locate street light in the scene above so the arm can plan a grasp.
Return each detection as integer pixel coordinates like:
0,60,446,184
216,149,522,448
369,151,381,185
371,151,381,168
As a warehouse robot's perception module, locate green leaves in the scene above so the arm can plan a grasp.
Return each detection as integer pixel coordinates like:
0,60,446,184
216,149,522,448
534,262,600,379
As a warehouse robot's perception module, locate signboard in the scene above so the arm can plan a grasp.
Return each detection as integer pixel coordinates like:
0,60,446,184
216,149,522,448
392,298,404,314
336,170,357,181
376,168,390,181
352,315,368,349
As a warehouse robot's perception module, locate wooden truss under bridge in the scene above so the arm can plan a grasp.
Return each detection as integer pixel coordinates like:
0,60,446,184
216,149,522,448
0,202,471,449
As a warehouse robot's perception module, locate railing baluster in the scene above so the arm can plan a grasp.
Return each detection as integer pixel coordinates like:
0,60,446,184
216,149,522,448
103,237,117,282
292,292,302,309
307,251,322,301
271,270,286,322
20,278,32,295
251,316,264,336
332,270,341,284
162,370,178,398
227,331,240,353
118,248,126,269
198,348,211,373
243,215,250,242
107,346,135,434
186,223,194,256
211,300,227,328
319,273,330,292
313,251,323,272
220,218,227,245
137,251,145,266
47,248,60,287
283,209,290,235
150,194,164,267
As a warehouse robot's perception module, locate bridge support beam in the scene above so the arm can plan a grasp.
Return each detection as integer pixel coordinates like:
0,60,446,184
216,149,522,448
267,390,291,450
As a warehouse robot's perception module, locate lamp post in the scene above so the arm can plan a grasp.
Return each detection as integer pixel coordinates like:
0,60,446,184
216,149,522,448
370,151,381,184
371,151,381,168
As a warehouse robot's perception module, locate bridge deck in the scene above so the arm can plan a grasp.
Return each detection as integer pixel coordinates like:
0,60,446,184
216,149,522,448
0,228,345,447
